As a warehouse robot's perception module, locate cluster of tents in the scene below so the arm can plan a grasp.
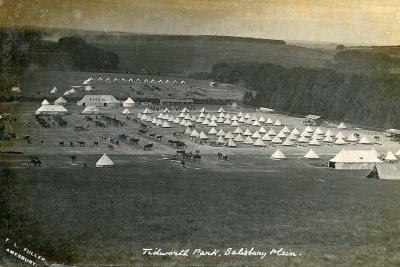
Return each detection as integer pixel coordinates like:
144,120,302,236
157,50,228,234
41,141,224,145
137,106,375,149
35,98,68,115
49,84,94,96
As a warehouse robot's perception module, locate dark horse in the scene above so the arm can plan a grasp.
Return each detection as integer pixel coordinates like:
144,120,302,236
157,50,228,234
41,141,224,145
217,152,228,160
176,150,185,156
144,143,153,151
30,156,42,167
129,137,140,144
176,141,187,149
193,154,202,161
139,129,148,134
78,141,85,147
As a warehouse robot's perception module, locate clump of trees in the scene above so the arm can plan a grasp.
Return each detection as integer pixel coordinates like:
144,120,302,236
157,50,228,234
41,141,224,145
211,62,400,129
334,50,395,71
0,28,41,91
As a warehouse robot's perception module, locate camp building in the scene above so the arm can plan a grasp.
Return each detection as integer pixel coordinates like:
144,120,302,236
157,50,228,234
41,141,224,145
303,115,322,126
329,149,382,169
77,95,120,107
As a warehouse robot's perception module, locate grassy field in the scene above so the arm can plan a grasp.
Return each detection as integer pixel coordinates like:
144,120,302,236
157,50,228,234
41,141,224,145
2,154,400,266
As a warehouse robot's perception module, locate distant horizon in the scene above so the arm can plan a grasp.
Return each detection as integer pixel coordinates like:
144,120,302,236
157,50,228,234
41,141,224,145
4,25,399,48
2,0,400,46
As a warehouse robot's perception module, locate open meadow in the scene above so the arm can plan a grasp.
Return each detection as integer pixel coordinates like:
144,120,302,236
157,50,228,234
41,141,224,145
2,153,400,266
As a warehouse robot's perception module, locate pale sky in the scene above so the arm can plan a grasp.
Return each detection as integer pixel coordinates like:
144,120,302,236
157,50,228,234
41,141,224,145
1,0,400,45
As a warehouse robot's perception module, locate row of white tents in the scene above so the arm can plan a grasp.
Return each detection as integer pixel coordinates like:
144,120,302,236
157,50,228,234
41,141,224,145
93,77,186,84
49,85,94,95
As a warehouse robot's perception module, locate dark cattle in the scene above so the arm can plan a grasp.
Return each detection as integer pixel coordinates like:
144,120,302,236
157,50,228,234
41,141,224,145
94,141,99,147
374,136,380,141
129,138,139,144
156,135,163,141
144,143,153,151
149,133,156,138
59,141,64,147
115,140,120,145
108,144,114,150
70,141,74,147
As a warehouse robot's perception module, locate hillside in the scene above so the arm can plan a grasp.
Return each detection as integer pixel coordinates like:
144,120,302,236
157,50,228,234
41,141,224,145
84,33,334,74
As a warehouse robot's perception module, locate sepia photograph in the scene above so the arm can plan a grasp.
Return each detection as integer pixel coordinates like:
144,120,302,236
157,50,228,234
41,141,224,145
1,0,400,266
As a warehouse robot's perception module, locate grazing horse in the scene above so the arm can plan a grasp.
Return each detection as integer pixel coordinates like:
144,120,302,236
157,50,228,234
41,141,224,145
217,152,228,160
139,129,147,134
193,154,201,161
30,156,41,167
176,141,186,149
156,135,163,141
144,143,153,151
59,141,64,147
118,134,128,140
78,141,85,147
182,152,193,159
176,150,185,156
129,137,140,144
